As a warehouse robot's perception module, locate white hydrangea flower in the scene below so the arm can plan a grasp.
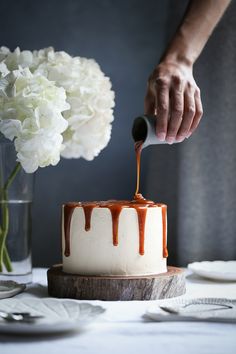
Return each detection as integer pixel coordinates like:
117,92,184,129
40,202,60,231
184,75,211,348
0,46,10,62
0,68,69,172
0,46,34,71
0,46,115,167
32,48,115,160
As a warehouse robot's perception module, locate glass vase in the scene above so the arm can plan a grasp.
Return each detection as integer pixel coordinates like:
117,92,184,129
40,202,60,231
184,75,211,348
0,137,34,283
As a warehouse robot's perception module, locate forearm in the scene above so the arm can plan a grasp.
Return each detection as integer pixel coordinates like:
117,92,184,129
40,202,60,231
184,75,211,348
145,0,231,142
162,0,231,66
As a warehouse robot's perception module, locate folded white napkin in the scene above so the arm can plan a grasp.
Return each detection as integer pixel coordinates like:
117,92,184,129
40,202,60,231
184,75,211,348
146,298,236,323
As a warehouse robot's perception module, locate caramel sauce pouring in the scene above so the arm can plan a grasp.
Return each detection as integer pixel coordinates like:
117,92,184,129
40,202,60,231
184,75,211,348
63,140,168,258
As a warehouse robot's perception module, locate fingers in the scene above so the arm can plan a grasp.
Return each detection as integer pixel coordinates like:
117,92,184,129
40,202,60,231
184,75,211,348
145,65,203,144
144,88,155,116
155,78,169,141
188,88,203,137
166,77,184,144
159,84,202,143
176,88,195,141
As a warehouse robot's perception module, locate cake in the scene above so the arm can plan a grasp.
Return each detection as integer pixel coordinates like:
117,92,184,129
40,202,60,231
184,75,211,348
62,199,168,276
62,136,168,277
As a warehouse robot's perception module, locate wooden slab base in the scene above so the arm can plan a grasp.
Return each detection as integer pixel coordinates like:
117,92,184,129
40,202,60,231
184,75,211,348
47,265,186,301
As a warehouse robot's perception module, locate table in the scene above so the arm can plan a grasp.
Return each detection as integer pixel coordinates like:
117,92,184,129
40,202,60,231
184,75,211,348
0,268,236,354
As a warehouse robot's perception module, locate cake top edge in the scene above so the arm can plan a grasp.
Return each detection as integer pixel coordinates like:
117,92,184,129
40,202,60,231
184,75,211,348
62,200,167,208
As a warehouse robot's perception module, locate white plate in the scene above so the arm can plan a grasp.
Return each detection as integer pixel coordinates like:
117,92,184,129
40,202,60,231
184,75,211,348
0,298,105,334
0,281,26,299
146,297,236,323
188,261,236,281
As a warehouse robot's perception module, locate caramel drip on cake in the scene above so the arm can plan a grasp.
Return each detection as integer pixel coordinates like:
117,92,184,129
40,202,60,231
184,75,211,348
106,205,123,246
134,139,168,258
63,200,164,257
62,139,168,259
161,205,168,258
82,200,156,253
135,206,147,255
63,202,80,257
82,204,96,231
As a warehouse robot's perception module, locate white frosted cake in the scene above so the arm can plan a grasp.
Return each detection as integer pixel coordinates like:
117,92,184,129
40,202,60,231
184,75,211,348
62,200,168,276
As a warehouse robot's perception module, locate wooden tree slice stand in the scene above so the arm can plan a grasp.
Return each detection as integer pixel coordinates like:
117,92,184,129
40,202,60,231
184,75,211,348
47,265,186,301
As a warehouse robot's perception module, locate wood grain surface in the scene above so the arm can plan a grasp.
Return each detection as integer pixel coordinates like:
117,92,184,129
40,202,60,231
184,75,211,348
47,265,186,301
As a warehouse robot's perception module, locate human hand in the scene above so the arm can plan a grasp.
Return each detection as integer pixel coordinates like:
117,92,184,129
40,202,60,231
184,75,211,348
144,60,203,144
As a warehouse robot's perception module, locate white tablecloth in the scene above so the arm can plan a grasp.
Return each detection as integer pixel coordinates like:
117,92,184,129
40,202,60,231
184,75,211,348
0,268,236,354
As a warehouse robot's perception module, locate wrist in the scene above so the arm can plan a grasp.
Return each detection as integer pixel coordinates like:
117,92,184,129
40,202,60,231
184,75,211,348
161,53,193,69
161,29,198,68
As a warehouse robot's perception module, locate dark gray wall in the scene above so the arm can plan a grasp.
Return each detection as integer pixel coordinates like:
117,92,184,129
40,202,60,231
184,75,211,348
146,1,236,265
0,0,170,266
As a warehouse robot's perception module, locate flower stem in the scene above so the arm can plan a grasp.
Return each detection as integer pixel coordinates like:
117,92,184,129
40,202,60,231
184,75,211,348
3,245,13,272
0,162,21,272
0,194,9,272
3,163,21,191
